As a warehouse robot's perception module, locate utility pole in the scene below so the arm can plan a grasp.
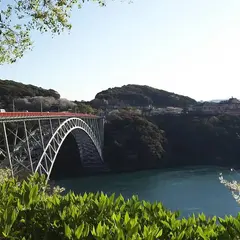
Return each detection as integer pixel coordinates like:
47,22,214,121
12,99,15,112
40,99,43,112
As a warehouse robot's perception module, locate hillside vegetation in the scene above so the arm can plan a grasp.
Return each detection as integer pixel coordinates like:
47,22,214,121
104,111,166,171
104,112,240,171
149,114,240,167
0,79,61,110
0,80,96,113
94,84,196,108
0,79,60,99
0,80,196,112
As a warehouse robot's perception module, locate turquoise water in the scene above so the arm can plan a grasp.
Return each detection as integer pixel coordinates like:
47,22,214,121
56,166,240,218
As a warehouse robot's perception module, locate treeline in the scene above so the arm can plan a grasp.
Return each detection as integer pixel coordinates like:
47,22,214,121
0,79,95,113
14,96,76,111
0,79,60,110
0,79,60,99
13,98,96,113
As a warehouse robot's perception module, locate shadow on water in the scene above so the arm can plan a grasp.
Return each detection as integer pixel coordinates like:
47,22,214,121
56,166,240,218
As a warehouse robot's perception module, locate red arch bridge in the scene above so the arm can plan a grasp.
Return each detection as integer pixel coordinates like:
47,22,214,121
0,112,106,181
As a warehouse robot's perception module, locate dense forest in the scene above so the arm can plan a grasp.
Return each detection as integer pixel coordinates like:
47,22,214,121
0,79,60,100
103,112,240,172
0,79,95,113
93,84,196,108
149,114,240,167
103,111,167,171
0,79,60,110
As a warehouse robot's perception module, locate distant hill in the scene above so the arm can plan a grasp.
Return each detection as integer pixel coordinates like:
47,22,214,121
93,84,196,108
0,79,60,110
0,79,60,99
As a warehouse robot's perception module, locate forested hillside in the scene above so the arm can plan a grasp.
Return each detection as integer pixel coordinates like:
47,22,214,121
104,111,167,171
0,79,61,110
0,79,60,99
104,112,240,171
0,79,96,112
93,84,196,108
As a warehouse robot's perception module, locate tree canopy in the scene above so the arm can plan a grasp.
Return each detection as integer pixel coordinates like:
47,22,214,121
94,84,196,108
0,0,105,64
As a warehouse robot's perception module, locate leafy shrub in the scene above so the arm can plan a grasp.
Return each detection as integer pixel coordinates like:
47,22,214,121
0,168,12,184
0,173,240,239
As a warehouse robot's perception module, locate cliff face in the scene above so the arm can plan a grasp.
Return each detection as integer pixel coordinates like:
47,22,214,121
104,113,240,171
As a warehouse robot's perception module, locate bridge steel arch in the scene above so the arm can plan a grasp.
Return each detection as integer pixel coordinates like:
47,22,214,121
34,117,103,181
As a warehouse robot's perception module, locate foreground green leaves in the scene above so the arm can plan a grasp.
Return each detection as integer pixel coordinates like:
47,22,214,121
0,173,240,239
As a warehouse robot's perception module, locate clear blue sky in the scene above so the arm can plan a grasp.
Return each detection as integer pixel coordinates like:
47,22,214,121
1,0,240,101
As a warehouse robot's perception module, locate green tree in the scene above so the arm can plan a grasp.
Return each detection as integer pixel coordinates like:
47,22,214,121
0,0,105,64
73,102,95,114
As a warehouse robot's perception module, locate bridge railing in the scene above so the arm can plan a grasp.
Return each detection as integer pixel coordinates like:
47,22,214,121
0,112,99,120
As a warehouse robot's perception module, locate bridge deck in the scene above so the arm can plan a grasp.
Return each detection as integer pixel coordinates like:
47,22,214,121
0,112,99,122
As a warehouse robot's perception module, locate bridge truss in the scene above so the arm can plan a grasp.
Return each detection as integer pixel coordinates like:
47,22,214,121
0,113,105,180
